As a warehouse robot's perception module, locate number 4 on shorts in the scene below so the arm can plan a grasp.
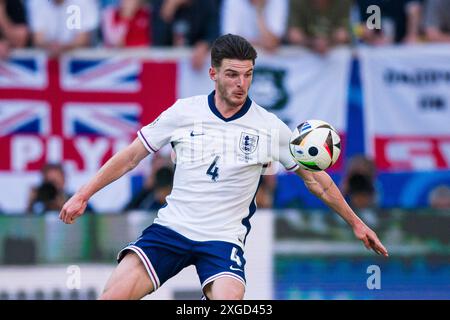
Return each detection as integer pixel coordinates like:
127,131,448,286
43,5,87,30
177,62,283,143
230,247,242,267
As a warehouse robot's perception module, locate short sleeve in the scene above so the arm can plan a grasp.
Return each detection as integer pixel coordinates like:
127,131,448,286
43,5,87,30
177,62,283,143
137,101,180,153
272,117,299,172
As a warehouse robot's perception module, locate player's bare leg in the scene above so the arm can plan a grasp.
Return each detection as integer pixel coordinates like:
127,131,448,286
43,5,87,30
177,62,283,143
98,251,154,300
203,277,245,300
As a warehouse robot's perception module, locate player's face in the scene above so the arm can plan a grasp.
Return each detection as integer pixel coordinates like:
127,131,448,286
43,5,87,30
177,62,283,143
211,59,254,108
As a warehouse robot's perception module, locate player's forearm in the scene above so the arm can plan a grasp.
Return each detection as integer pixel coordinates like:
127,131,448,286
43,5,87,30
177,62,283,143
76,146,141,201
299,169,365,228
317,177,364,228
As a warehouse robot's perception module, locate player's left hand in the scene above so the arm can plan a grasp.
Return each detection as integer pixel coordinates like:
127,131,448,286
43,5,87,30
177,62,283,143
353,223,389,257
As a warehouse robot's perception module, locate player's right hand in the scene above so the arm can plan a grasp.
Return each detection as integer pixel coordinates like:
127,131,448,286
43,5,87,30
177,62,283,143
59,193,88,224
353,223,389,257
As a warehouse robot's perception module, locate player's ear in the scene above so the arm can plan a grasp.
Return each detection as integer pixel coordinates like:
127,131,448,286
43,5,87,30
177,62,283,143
209,67,217,81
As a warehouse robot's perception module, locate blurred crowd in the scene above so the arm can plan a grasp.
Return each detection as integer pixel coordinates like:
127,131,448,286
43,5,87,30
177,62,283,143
1,0,450,63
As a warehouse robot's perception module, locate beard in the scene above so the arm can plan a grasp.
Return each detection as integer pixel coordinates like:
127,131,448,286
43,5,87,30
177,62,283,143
217,82,247,108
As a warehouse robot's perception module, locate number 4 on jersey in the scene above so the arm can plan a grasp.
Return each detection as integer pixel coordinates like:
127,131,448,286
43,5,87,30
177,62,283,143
206,156,220,181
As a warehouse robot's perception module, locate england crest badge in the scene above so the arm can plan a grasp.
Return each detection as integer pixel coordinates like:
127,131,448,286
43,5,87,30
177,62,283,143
239,132,259,155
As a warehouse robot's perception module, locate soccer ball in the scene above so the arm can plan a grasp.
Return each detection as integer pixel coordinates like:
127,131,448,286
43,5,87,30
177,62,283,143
289,120,341,171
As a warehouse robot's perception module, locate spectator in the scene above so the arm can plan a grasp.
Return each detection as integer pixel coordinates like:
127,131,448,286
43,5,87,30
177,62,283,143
221,0,288,52
341,155,377,202
346,170,379,228
125,166,174,211
151,0,220,70
347,173,376,210
102,0,151,48
255,174,277,209
125,146,173,211
287,0,351,54
27,163,71,214
356,0,422,45
346,172,379,227
28,0,99,57
428,185,450,210
0,0,29,59
423,0,450,43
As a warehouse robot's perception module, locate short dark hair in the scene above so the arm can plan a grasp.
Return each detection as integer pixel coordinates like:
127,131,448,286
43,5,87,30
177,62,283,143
211,34,257,68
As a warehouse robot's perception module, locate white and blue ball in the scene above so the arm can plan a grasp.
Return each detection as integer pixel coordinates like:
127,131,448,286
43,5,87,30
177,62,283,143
289,120,341,172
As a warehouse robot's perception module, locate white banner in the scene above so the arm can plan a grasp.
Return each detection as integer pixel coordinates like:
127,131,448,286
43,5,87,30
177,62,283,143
360,45,450,171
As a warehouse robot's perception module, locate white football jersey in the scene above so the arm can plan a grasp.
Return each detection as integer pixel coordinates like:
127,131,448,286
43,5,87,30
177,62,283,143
138,91,299,248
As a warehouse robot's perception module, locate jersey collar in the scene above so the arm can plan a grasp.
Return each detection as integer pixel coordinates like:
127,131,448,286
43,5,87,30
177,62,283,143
208,90,252,122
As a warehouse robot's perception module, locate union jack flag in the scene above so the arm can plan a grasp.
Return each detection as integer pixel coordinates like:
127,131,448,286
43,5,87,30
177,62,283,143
0,101,50,136
60,56,142,92
0,53,47,89
0,52,177,170
64,103,141,137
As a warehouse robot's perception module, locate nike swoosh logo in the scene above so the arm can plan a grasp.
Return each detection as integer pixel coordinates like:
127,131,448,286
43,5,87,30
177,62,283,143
190,131,205,137
229,265,243,272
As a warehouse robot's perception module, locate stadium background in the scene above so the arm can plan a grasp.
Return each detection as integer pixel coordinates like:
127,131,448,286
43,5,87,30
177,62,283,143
0,0,449,299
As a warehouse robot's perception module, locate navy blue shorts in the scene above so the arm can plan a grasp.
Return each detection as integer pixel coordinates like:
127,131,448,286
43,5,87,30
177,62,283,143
117,223,246,293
